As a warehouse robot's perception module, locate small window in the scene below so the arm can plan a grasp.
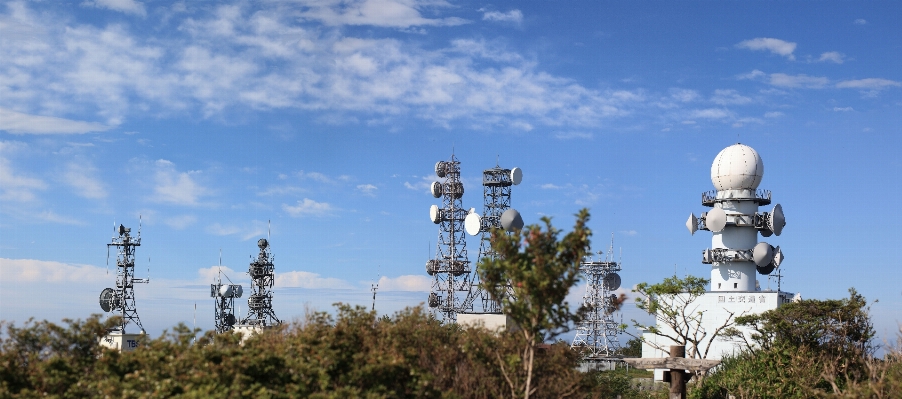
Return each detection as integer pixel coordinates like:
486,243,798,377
718,283,721,289
734,283,738,289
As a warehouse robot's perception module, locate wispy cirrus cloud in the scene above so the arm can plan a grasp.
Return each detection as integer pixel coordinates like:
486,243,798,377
736,38,797,60
482,9,523,24
152,160,209,206
817,51,845,64
0,157,46,202
836,78,901,90
81,0,146,17
283,198,334,217
768,73,830,88
0,108,111,135
63,162,107,199
295,0,469,28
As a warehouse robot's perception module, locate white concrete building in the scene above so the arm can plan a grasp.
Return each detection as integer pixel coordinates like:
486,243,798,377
641,144,793,379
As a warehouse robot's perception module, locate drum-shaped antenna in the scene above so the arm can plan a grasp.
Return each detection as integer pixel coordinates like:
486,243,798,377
224,313,237,327
435,161,446,178
686,213,698,235
510,167,523,185
706,208,727,232
756,264,776,275
430,182,443,198
603,273,621,291
465,212,482,236
752,242,774,267
773,246,784,267
426,259,438,276
99,288,118,312
769,204,785,236
232,284,243,298
429,204,441,224
500,209,524,231
428,292,440,308
447,182,464,199
258,238,269,249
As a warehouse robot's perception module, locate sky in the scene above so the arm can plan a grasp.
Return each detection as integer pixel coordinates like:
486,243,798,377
1,0,900,347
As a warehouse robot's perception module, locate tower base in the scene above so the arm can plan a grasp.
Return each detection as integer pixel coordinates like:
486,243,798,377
99,332,142,352
457,313,517,333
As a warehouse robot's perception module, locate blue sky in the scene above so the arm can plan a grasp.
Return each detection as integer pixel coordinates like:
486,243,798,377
1,0,900,345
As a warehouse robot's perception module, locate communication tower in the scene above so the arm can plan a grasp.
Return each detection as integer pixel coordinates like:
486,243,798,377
570,241,622,359
461,164,524,313
98,223,149,334
426,154,471,322
211,263,243,333
239,238,281,327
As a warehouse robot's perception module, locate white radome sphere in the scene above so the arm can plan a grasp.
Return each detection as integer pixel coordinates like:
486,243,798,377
710,144,764,191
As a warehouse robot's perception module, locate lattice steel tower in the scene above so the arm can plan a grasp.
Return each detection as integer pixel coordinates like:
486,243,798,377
99,224,149,333
570,244,622,359
461,164,523,313
240,238,281,327
211,266,242,333
426,154,471,322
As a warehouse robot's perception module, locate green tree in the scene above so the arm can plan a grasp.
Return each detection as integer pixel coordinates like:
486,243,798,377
632,275,745,360
478,208,592,399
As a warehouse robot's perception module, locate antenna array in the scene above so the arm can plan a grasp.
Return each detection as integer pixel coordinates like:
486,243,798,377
99,224,149,334
239,238,281,327
211,267,243,333
570,243,622,359
426,155,471,322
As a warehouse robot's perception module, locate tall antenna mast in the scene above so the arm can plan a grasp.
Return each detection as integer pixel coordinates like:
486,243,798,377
425,154,471,322
98,223,149,334
570,242,623,360
211,250,242,333
461,162,523,314
239,238,281,327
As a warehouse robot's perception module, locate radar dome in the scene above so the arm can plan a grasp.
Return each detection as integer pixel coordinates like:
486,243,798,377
710,143,764,191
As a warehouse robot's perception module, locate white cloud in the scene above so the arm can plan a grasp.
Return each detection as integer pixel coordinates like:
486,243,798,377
0,157,46,202
297,171,333,183
769,73,829,88
357,184,378,196
554,132,592,140
277,270,353,289
0,258,108,283
482,9,523,24
836,78,901,90
295,0,469,28
283,198,334,217
197,265,247,285
817,51,845,64
710,89,752,105
541,183,563,189
854,18,867,25
738,70,766,80
736,38,797,60
669,88,699,102
688,108,732,119
833,107,853,112
376,275,431,291
206,223,241,236
34,210,85,225
0,108,111,135
152,160,209,205
63,162,107,199
205,221,267,240
404,176,433,192
81,0,146,17
164,214,197,230
764,111,784,118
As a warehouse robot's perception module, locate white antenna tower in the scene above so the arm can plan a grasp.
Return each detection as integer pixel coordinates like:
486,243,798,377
460,161,524,314
570,235,623,360
425,154,472,322
98,222,149,334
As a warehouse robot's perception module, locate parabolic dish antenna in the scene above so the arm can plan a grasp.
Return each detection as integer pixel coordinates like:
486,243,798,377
258,238,268,249
99,288,118,312
465,212,482,236
756,264,776,275
769,204,785,236
752,242,774,267
224,313,237,327
435,161,446,178
706,208,727,232
773,246,784,267
500,208,524,231
686,213,698,235
603,273,621,291
219,284,243,298
510,167,523,185
429,204,440,224
430,181,442,198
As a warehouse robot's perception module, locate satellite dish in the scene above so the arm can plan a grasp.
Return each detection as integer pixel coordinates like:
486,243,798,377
258,238,268,249
118,224,126,235
752,242,774,267
430,182,442,198
220,285,233,297
769,204,785,236
686,213,698,235
510,167,523,185
429,204,440,224
224,313,237,327
756,264,776,275
603,273,621,291
435,161,446,178
773,246,784,267
99,288,118,312
706,208,727,232
465,212,482,236
702,249,712,263
760,228,773,237
426,260,438,275
500,209,524,231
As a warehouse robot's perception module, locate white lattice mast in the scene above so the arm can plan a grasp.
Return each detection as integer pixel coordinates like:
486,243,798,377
426,154,471,322
99,223,149,334
461,164,523,314
240,238,281,327
570,238,622,359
